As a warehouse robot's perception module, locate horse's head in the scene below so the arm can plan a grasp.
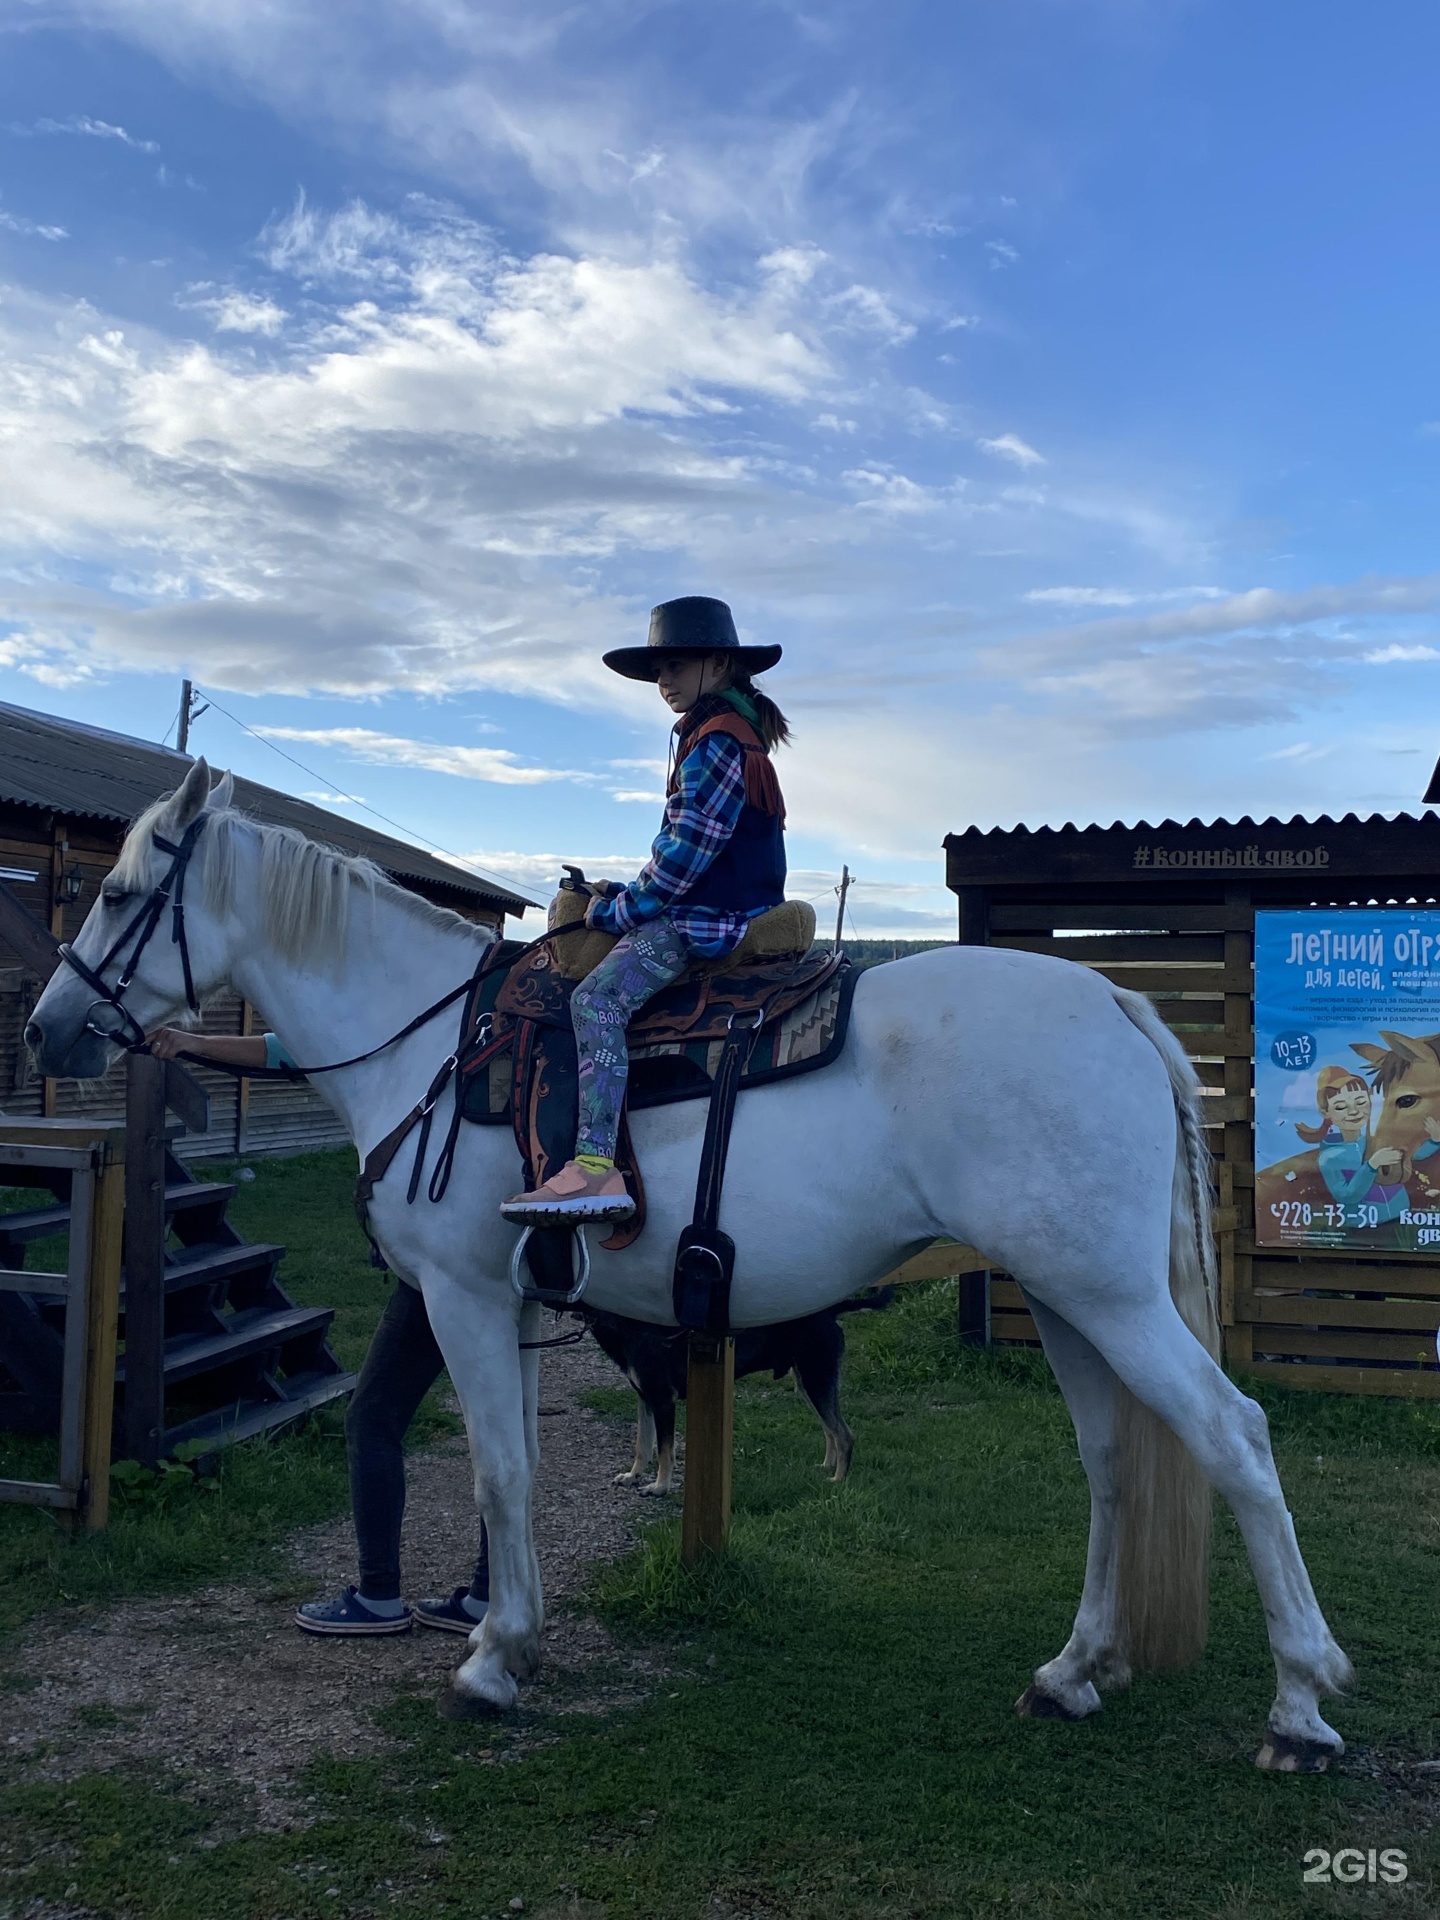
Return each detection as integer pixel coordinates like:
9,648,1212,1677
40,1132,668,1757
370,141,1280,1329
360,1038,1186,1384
1354,1029,1440,1175
26,758,235,1081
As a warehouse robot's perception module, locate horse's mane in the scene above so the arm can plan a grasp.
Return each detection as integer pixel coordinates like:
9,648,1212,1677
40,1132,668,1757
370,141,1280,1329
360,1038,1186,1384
1361,1035,1440,1095
113,796,492,968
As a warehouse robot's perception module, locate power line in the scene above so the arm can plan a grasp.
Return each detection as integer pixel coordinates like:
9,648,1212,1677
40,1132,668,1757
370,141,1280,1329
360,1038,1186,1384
189,683,537,896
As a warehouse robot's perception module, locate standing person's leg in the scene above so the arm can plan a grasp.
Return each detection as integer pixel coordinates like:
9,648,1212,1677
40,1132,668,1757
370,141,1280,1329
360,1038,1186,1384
295,1278,483,1635
573,919,691,1166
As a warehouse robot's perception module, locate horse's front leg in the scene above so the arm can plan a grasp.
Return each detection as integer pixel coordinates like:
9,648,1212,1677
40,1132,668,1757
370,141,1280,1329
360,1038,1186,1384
420,1272,542,1714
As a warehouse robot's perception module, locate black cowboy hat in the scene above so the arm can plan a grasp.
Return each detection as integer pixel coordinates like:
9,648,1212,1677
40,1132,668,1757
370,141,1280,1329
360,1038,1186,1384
603,596,782,682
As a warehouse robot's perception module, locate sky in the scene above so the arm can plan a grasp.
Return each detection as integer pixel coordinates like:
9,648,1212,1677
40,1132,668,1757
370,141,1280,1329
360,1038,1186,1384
3,0,1440,936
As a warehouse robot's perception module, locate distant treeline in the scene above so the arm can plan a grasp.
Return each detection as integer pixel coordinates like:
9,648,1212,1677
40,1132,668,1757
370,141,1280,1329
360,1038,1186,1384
827,937,957,972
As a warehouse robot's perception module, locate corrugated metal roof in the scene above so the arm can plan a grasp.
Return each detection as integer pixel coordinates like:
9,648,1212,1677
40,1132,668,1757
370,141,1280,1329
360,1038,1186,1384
945,810,1429,842
0,700,536,916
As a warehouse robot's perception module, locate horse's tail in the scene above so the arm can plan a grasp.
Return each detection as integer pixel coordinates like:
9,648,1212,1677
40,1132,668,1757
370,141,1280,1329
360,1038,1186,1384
1109,986,1221,1673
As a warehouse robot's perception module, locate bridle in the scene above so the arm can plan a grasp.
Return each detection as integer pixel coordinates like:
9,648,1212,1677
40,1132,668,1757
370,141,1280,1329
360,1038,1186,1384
58,816,208,1053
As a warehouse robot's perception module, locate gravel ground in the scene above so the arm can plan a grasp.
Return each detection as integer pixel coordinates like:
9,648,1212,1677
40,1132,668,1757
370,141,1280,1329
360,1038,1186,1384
1,1334,669,1832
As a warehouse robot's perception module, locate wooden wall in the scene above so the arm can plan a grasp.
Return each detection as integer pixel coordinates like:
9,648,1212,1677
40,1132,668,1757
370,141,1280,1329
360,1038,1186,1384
940,855,1440,1398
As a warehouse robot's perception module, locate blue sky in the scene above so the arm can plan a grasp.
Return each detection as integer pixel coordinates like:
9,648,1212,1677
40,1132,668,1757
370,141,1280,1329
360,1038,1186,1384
3,0,1440,934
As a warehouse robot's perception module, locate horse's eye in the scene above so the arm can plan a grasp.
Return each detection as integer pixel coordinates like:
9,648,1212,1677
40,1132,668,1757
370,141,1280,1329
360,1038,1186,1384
1396,1094,1421,1109
101,888,131,905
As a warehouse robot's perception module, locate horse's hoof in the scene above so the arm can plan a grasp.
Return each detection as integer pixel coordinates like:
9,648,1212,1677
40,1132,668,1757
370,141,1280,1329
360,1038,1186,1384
1254,1731,1337,1773
1015,1683,1083,1721
437,1685,507,1722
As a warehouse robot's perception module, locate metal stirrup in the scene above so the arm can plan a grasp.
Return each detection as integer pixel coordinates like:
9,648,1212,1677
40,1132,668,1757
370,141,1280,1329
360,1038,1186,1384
509,1225,591,1306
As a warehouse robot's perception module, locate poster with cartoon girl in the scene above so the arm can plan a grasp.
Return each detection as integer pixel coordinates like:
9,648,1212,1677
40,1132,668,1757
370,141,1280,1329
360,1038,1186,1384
1255,910,1440,1250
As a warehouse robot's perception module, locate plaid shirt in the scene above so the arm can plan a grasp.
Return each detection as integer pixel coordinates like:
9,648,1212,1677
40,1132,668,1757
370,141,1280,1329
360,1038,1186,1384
587,732,756,958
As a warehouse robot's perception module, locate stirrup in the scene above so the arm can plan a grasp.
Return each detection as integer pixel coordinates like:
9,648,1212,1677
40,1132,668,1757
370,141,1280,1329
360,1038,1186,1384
509,1224,591,1307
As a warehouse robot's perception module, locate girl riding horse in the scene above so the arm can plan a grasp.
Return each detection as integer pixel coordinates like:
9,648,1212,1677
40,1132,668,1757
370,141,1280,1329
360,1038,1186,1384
503,595,790,1224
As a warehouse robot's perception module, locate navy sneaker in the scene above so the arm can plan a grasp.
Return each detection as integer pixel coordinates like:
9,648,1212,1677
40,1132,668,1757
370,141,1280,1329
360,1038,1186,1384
413,1586,489,1635
294,1586,413,1636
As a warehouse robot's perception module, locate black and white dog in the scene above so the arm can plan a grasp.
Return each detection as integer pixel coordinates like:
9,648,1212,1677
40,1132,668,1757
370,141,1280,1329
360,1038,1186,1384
584,1290,894,1496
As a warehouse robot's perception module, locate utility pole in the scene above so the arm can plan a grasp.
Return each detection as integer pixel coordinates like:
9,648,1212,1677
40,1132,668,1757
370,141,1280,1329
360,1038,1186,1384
176,680,207,755
834,864,851,954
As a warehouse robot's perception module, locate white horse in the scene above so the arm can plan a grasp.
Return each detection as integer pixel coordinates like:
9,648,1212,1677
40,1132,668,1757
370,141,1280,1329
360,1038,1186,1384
27,762,1352,1769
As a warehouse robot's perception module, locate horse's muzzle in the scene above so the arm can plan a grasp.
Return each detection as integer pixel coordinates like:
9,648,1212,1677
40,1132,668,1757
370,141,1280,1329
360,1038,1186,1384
23,1014,113,1083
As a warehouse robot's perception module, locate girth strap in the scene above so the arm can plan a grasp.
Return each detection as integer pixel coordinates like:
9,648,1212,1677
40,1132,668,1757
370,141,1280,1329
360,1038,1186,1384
671,1009,762,1333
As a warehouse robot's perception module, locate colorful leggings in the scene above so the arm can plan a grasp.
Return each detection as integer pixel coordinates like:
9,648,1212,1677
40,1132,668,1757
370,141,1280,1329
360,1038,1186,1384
572,917,690,1162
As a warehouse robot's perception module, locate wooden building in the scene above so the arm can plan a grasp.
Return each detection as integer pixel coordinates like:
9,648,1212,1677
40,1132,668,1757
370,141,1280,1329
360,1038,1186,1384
944,811,1440,1397
0,699,534,1160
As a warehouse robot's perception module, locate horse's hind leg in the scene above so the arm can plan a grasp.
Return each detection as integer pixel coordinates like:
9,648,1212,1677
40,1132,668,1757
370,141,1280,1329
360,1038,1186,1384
1060,1288,1351,1765
1015,1296,1130,1721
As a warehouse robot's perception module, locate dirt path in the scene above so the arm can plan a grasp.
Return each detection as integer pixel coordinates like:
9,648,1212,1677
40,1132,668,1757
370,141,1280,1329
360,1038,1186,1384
1,1337,669,1831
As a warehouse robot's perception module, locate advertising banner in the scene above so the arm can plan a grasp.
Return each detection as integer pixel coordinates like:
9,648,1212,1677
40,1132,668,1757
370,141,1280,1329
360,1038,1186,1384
1254,910,1440,1251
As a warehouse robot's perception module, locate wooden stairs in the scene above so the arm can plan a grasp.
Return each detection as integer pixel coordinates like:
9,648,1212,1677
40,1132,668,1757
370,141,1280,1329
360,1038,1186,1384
0,1146,354,1459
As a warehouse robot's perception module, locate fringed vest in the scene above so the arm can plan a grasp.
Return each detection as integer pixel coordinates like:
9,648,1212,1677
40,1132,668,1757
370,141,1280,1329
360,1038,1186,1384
669,702,787,916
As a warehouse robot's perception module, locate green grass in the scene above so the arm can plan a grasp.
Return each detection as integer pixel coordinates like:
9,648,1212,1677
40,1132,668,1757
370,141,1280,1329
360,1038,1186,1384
5,1260,1440,1916
0,1149,455,1638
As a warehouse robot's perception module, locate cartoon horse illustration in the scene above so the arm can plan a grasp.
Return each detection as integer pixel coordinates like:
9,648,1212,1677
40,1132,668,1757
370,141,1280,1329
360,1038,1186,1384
1357,1031,1440,1202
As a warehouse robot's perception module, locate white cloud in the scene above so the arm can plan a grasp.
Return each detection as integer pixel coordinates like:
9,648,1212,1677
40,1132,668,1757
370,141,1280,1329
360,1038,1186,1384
1364,643,1440,664
33,115,160,154
985,240,1019,269
182,287,289,335
1024,585,1229,607
460,849,650,899
0,205,68,241
300,789,367,803
0,197,839,701
978,432,1045,468
829,283,915,345
257,726,589,786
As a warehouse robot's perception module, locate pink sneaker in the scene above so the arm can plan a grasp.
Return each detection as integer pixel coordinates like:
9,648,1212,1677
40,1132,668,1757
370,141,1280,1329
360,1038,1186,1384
500,1160,636,1224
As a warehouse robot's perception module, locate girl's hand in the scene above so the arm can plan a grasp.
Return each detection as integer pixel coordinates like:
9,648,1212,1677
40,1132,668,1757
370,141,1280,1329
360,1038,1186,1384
1424,1116,1440,1144
583,894,609,929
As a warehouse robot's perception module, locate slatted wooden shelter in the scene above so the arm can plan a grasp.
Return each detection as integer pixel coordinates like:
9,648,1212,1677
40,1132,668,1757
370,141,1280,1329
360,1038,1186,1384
0,699,534,1159
943,811,1440,1398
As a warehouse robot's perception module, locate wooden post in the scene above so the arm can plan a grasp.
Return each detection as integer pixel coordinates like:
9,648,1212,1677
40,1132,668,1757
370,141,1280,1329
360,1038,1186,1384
1222,886,1254,1369
681,1333,734,1561
123,1053,168,1468
834,865,851,953
79,1142,125,1531
236,1000,256,1155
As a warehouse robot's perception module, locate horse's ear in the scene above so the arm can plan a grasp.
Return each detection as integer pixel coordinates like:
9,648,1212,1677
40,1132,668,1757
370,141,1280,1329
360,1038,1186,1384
208,768,234,812
1379,1030,1438,1066
166,757,211,830
1351,1043,1387,1066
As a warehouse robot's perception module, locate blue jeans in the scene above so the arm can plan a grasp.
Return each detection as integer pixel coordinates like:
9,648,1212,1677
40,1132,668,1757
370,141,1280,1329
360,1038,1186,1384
571,917,690,1162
